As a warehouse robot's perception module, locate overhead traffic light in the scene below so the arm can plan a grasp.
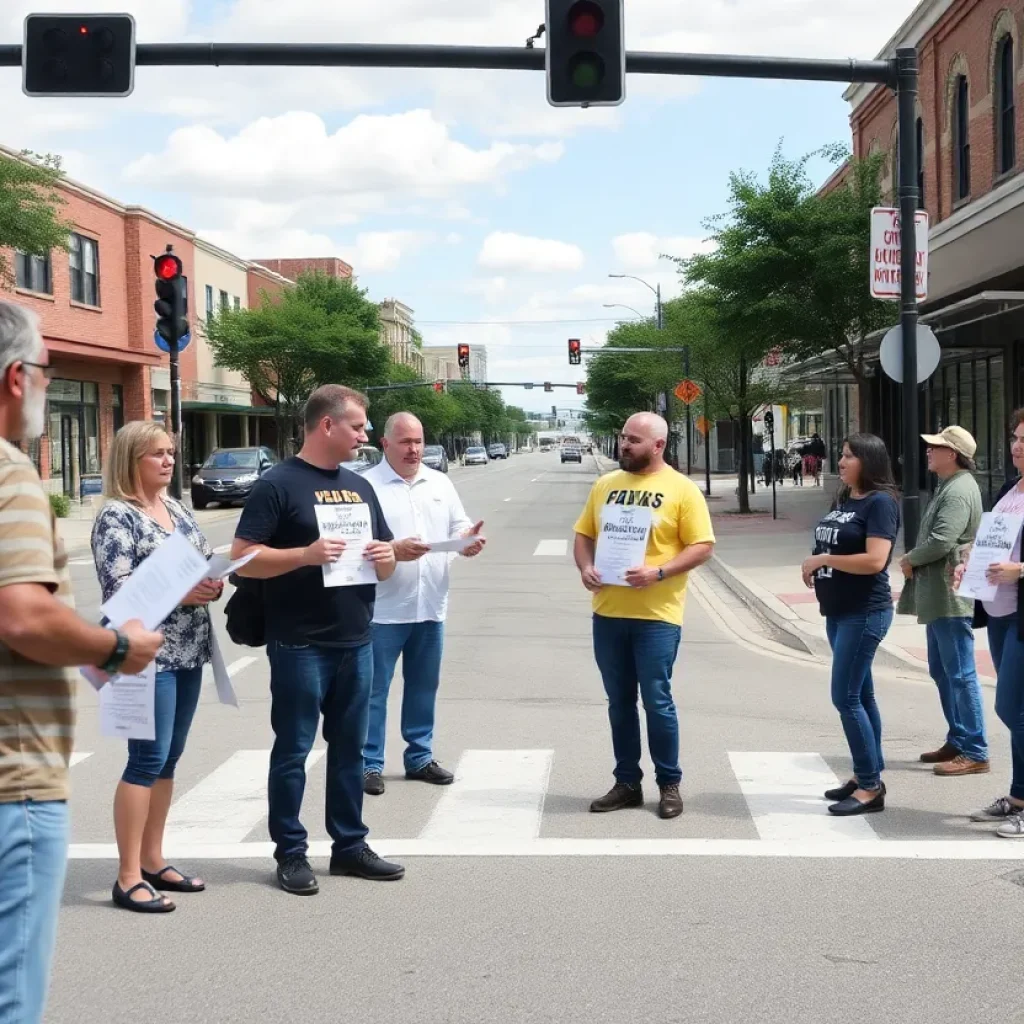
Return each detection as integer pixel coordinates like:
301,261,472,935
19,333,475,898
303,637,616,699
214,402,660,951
576,382,586,395
23,14,136,97
457,343,470,369
544,382,553,393
545,0,625,108
568,338,581,365
153,252,188,348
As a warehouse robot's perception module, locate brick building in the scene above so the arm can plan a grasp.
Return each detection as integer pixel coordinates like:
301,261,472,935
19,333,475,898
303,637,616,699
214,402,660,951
252,256,353,282
806,0,1024,504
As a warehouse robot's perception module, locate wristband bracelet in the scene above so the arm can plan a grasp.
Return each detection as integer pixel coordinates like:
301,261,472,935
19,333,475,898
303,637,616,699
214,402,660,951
98,629,130,674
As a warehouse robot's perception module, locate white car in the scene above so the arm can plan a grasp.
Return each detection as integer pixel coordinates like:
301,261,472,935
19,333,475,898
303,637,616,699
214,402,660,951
464,446,488,466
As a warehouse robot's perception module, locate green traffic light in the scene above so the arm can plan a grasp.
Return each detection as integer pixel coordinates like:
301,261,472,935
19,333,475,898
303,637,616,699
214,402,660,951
569,53,604,90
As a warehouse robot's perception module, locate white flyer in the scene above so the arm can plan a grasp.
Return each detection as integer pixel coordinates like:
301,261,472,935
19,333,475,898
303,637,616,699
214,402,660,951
207,550,258,581
957,512,1024,602
594,505,653,587
424,536,475,554
314,503,376,587
98,664,156,741
209,627,239,708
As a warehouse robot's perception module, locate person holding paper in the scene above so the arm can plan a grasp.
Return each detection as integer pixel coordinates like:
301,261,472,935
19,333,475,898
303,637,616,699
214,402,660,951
231,384,401,896
896,426,986,776
573,412,715,820
801,434,899,817
954,411,1024,835
361,412,485,795
91,420,224,913
0,302,163,1023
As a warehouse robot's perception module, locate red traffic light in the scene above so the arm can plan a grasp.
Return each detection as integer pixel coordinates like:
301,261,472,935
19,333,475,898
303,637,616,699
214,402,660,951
433,381,444,393
569,339,580,352
154,253,181,280
568,0,604,37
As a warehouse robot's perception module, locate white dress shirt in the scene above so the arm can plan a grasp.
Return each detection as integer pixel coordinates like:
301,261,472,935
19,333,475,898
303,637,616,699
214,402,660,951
364,459,474,624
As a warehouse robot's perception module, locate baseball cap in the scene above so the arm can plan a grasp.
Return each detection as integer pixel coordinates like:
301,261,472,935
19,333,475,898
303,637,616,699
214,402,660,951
920,425,977,458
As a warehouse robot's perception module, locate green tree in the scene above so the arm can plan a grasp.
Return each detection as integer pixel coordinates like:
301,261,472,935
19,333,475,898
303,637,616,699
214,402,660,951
0,151,72,286
204,271,389,454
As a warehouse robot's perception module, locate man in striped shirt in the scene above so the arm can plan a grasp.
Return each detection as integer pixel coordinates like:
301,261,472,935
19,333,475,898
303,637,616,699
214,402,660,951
0,302,161,1024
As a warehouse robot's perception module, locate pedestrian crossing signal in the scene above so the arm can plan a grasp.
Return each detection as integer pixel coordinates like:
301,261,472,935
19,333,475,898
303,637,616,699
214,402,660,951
576,382,586,395
568,339,581,365
457,344,470,369
433,381,445,393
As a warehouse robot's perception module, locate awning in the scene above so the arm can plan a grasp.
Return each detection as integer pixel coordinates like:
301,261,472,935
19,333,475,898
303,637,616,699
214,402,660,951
182,402,277,415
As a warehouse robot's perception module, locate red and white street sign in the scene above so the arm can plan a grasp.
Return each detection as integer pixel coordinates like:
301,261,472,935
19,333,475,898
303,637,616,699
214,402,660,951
870,207,929,301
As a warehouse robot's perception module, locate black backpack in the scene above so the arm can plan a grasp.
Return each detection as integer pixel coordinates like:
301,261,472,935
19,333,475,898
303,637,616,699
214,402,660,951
224,573,266,647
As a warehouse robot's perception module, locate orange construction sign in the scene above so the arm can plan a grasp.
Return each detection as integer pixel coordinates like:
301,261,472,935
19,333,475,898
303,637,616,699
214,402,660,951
695,415,710,436
674,379,702,405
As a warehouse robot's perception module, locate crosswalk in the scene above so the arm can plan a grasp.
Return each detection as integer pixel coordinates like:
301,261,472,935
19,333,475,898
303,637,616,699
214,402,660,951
64,745,1024,861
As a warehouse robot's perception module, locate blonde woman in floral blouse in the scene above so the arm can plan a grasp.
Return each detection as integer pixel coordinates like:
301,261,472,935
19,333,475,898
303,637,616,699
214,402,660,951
91,420,222,913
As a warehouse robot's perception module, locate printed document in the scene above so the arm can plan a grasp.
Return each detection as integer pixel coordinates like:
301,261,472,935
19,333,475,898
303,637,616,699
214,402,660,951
594,505,652,587
315,504,376,587
957,512,1024,602
98,664,156,741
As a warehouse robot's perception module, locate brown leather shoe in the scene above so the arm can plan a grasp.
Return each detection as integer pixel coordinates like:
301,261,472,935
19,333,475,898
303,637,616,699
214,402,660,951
658,784,684,819
920,742,958,764
590,782,643,813
934,755,991,776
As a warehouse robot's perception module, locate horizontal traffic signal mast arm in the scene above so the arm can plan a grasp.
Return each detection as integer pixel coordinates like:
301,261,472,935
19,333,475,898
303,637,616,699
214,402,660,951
0,42,896,86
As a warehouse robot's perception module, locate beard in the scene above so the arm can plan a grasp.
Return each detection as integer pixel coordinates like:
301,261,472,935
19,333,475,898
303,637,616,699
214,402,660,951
618,450,651,473
19,375,46,440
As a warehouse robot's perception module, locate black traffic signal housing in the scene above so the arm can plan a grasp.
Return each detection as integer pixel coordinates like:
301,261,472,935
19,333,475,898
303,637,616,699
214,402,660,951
23,14,136,97
457,344,470,369
154,253,188,347
545,0,625,108
568,338,581,365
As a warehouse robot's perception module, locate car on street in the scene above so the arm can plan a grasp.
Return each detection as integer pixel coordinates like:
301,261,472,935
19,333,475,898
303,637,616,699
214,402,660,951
487,443,508,459
340,444,383,475
464,446,488,466
560,445,582,464
423,445,449,473
191,446,278,509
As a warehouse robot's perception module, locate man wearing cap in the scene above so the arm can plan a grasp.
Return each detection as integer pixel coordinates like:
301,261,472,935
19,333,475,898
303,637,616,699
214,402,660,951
897,426,987,775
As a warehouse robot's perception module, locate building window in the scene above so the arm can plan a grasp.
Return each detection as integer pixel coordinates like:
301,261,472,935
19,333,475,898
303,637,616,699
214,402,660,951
915,117,925,209
953,74,971,201
219,289,229,311
233,296,240,311
996,36,1016,175
68,232,100,306
112,384,124,433
205,284,214,317
15,251,52,294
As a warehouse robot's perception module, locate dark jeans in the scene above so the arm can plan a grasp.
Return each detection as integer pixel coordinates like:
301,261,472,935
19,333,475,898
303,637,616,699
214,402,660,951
925,616,988,762
825,607,893,790
267,640,373,862
122,667,203,787
592,614,683,786
364,621,445,775
987,615,1024,800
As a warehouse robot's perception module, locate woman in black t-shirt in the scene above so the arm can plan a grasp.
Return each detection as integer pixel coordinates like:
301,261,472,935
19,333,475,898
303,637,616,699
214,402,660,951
801,433,900,817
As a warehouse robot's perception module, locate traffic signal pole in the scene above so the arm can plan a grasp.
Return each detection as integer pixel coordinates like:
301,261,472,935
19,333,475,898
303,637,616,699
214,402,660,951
169,335,183,500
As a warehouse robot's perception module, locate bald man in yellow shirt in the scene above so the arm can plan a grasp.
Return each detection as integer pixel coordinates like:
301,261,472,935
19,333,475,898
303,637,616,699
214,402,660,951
574,413,715,819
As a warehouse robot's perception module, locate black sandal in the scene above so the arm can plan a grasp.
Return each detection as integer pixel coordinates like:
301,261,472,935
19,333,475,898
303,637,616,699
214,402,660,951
142,865,206,893
112,880,175,913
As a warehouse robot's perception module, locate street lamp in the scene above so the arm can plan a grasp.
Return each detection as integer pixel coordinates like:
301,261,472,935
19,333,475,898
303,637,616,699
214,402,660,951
607,274,662,329
602,303,646,319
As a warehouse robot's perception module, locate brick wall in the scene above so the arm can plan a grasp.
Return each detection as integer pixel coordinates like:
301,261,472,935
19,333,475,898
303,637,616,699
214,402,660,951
252,257,353,281
852,0,1024,226
247,265,290,309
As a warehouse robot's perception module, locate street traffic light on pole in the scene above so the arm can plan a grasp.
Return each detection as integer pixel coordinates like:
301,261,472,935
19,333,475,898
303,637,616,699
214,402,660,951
154,253,187,345
544,382,553,392
433,380,445,393
545,0,625,108
457,343,470,369
23,14,136,97
568,338,581,365
576,382,586,395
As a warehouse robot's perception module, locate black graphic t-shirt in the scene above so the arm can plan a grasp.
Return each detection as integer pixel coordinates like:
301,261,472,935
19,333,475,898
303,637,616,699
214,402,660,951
235,457,393,647
812,491,900,618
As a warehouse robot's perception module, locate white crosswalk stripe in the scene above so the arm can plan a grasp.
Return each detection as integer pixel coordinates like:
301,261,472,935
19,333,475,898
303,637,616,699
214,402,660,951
533,539,567,556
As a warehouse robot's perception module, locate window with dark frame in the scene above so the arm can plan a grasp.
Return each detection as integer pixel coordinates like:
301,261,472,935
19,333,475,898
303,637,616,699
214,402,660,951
954,74,971,200
205,284,213,317
997,35,1016,175
915,117,925,209
219,289,229,310
68,232,100,306
15,251,52,294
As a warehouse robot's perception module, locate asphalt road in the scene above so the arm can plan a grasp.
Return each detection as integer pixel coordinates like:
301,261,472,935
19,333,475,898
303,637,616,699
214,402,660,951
49,451,1024,1024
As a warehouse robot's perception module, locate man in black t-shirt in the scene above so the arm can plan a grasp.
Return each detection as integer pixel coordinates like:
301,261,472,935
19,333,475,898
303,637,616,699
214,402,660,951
231,385,402,895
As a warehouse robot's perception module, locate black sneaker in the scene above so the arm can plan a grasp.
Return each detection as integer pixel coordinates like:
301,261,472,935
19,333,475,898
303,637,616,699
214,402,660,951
405,761,454,785
276,854,318,895
589,782,643,813
329,846,405,881
364,772,385,796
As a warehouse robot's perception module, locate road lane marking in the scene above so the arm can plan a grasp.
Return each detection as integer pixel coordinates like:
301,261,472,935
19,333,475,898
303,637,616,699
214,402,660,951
164,749,325,844
533,539,568,557
504,498,511,502
418,749,553,842
729,752,879,842
227,656,258,676
213,543,232,554
67,838,1024,861
69,557,94,566
70,752,93,767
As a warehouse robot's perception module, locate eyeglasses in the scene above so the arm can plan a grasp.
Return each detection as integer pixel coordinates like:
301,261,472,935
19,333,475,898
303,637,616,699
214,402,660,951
20,361,56,380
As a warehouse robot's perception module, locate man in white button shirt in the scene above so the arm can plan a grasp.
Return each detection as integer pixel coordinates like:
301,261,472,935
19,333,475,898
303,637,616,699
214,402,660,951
361,412,485,795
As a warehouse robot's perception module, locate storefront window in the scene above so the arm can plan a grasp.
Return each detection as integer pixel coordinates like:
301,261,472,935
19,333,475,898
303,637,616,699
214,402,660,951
46,377,100,496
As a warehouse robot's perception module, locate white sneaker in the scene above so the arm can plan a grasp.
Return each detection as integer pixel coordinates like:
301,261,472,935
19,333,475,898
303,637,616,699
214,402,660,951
997,812,1024,838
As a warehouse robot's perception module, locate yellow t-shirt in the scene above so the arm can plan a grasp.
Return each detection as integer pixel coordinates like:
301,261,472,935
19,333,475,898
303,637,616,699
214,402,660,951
573,466,716,626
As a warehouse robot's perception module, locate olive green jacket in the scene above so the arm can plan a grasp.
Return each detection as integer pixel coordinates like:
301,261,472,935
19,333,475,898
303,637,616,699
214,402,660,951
896,470,982,624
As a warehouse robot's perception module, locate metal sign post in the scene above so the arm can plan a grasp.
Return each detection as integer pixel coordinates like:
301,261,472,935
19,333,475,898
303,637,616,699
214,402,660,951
764,409,777,521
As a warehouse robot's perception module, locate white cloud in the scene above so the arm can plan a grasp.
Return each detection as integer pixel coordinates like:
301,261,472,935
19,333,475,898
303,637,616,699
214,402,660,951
340,231,433,273
478,232,584,274
612,233,715,271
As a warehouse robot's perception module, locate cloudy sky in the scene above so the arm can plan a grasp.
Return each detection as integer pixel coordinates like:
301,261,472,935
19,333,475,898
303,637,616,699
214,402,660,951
2,0,919,412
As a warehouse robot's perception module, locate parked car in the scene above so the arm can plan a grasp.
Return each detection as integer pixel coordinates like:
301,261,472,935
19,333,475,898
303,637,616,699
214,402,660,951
340,444,383,475
191,446,278,509
560,445,582,464
464,446,488,466
487,443,508,459
423,444,449,473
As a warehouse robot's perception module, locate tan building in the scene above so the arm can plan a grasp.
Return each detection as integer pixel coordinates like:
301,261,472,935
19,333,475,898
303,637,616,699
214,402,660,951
422,344,488,383
379,298,425,377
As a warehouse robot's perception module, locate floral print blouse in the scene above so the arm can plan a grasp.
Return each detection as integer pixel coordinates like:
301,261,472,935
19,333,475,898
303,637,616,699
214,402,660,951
91,497,213,672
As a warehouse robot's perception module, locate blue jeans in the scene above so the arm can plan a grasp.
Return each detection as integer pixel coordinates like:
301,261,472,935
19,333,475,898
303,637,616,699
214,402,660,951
365,621,445,775
0,800,68,1024
926,617,988,762
268,640,373,861
826,608,893,790
122,667,204,787
987,616,1024,800
592,614,683,786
